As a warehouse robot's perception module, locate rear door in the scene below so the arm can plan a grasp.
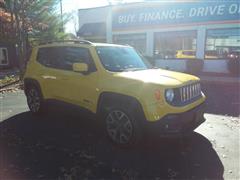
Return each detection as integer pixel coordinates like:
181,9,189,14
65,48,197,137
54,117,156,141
36,46,99,111
36,47,68,100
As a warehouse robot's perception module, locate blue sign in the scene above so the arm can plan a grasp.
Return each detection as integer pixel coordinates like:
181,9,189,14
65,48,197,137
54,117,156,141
112,1,240,29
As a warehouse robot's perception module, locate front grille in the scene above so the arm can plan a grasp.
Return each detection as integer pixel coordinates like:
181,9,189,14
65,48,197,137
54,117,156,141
179,83,201,103
169,82,202,106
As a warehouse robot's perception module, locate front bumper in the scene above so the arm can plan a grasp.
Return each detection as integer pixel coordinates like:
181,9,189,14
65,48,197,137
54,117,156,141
144,102,206,136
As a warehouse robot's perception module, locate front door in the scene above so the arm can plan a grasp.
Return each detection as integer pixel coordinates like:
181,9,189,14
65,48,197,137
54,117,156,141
52,46,99,112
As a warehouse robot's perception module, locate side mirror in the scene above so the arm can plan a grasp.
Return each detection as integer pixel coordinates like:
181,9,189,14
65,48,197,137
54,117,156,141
72,63,88,72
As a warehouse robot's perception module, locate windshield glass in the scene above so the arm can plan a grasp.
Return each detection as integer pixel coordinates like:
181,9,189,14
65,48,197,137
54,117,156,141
96,46,150,72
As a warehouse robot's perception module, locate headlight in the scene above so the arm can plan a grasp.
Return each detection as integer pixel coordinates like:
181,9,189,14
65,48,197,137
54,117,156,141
165,89,175,102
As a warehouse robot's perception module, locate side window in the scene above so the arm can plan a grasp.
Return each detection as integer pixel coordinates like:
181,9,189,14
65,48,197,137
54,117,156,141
37,47,96,72
182,51,196,56
37,48,50,66
48,47,64,69
61,47,96,71
37,47,65,68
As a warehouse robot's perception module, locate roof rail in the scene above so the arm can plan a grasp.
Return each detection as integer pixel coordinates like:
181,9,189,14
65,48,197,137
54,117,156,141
39,39,93,45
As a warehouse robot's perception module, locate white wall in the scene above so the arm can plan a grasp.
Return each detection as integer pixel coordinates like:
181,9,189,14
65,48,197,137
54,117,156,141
78,6,110,28
78,6,112,42
155,59,229,73
203,60,229,73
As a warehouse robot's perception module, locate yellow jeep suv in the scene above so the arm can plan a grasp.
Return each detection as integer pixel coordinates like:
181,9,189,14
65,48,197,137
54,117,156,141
24,40,206,145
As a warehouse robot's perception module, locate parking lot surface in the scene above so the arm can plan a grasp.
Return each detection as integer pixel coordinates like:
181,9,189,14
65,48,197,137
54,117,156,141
0,86,239,179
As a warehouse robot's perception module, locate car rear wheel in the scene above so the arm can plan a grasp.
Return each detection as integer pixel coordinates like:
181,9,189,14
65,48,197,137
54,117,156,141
104,107,142,146
26,85,44,114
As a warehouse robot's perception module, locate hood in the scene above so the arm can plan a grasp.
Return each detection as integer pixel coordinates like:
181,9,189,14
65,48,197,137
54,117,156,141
115,69,199,86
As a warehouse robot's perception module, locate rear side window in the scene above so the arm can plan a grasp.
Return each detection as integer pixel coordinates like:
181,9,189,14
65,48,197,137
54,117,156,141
37,48,51,66
37,47,96,71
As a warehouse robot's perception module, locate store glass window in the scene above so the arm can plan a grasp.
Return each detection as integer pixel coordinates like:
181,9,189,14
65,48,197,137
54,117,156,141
113,34,146,54
205,28,240,60
154,31,197,59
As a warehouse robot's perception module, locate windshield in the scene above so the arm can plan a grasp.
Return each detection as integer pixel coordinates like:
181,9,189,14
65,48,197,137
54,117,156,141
96,46,150,72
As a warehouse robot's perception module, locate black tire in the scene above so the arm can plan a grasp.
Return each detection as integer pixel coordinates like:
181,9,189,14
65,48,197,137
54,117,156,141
26,85,45,115
103,105,143,146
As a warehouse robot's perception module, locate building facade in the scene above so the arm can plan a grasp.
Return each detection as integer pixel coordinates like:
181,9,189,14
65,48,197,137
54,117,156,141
77,1,240,74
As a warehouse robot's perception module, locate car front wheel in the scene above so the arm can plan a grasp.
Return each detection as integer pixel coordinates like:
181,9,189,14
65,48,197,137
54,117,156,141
104,107,142,146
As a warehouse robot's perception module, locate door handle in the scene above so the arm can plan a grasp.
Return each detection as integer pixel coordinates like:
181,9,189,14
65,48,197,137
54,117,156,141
41,75,57,80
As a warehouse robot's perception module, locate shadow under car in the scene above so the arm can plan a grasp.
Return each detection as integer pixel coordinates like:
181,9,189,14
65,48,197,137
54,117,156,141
0,105,224,179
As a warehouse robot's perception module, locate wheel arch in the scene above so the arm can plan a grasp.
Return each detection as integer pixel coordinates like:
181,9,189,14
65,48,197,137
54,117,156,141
24,78,43,97
96,92,146,119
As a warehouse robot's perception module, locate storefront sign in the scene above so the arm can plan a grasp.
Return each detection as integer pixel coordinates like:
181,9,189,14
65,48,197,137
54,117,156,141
112,2,240,29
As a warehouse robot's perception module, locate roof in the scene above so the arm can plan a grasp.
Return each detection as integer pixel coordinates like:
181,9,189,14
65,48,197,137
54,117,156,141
36,40,130,48
93,43,129,47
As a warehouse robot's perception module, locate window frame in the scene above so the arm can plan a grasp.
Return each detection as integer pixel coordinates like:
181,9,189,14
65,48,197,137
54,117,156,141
0,48,9,65
204,28,240,60
153,30,198,60
36,46,97,73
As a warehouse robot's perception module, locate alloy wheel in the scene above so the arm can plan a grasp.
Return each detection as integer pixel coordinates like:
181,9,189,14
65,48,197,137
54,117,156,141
106,110,133,144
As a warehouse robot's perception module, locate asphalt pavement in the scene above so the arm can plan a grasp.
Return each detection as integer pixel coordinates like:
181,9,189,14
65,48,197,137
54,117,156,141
0,89,239,179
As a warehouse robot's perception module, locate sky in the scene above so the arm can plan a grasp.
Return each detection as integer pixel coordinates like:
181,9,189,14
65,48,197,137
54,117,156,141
62,0,143,34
